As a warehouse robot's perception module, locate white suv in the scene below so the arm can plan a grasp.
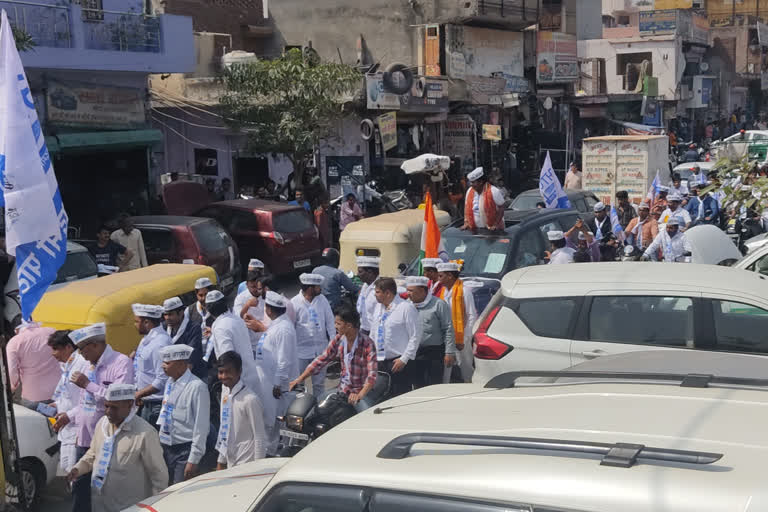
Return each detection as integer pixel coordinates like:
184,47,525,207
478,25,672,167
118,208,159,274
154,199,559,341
126,351,768,511
473,262,768,385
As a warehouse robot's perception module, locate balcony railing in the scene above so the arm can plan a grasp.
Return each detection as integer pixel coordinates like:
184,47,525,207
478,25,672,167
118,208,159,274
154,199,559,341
81,8,161,53
0,0,71,48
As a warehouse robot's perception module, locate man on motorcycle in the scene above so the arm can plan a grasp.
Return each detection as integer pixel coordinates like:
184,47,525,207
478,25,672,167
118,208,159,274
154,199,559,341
684,143,699,163
625,203,658,251
313,248,360,310
289,305,378,412
661,193,692,230
642,217,693,262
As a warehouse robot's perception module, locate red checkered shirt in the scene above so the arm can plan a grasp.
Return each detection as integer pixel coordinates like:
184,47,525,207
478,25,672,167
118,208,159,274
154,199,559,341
306,332,378,395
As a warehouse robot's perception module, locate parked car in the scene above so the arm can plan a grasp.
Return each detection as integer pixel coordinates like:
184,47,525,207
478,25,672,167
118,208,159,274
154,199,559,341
735,241,768,274
163,181,322,275
472,262,768,385
509,188,600,225
130,216,240,296
671,161,716,190
13,405,59,509
125,353,768,512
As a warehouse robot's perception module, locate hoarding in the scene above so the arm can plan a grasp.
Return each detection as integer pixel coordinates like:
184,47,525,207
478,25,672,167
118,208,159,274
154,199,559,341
639,10,677,35
536,31,578,84
378,112,397,152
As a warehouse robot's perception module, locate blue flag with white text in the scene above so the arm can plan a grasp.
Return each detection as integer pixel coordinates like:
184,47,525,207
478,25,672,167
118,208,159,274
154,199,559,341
539,152,571,209
610,205,626,242
0,11,68,320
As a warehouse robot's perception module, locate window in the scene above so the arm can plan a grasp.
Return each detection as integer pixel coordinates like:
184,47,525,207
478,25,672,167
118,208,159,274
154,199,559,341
712,300,768,354
557,214,579,232
80,0,104,21
197,207,232,229
751,133,768,141
588,296,694,346
575,198,588,213
584,194,599,210
192,221,229,253
747,254,768,276
617,52,653,90
54,250,98,284
194,148,219,176
513,298,578,339
141,229,174,253
442,236,511,276
514,229,544,269
538,221,560,241
273,210,314,233
229,211,261,232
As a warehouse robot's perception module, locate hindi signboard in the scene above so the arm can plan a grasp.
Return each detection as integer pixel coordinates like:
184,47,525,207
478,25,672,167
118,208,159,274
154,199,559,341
378,112,397,152
536,32,578,84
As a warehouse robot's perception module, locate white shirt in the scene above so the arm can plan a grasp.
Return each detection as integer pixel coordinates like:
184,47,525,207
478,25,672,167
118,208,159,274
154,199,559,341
216,382,267,468
370,296,422,363
110,229,147,270
291,293,336,360
643,230,693,262
660,207,692,227
549,247,576,264
442,283,478,349
210,311,260,392
254,314,299,431
159,369,210,465
357,282,379,332
134,326,172,401
468,185,505,228
234,289,263,349
53,353,89,470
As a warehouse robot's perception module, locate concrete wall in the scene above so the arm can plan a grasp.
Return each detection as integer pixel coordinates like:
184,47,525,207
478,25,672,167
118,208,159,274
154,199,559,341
576,0,603,40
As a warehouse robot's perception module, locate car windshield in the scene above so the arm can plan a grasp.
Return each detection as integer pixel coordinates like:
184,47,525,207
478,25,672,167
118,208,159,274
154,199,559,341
54,250,98,284
511,194,542,210
406,232,512,278
192,221,230,253
273,210,313,233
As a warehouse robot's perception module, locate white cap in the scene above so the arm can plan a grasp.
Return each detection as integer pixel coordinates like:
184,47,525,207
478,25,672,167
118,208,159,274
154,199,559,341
421,258,442,269
356,256,380,269
97,264,119,275
593,202,606,212
658,185,670,193
160,344,194,362
132,304,164,319
69,323,106,346
463,280,484,289
547,230,565,241
163,297,184,312
437,262,461,272
666,216,682,226
405,276,430,288
577,231,592,240
397,286,407,296
638,202,651,210
265,290,287,308
205,290,225,304
467,167,484,182
248,259,265,270
105,383,136,402
668,192,683,202
299,273,324,286
195,277,213,290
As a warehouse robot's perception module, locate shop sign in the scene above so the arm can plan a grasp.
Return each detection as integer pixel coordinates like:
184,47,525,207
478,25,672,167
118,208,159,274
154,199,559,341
482,124,501,141
46,81,146,128
653,0,692,8
536,32,578,84
639,10,677,35
443,115,474,157
378,112,397,152
365,73,448,112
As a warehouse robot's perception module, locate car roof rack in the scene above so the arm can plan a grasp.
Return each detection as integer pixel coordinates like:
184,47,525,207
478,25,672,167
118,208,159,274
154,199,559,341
376,433,723,468
484,370,768,390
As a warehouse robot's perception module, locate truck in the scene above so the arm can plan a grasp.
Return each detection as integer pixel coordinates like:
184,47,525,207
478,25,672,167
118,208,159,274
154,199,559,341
582,135,670,205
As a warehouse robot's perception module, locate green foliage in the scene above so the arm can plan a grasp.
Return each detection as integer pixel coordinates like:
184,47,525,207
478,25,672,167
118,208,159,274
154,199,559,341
12,25,34,52
700,156,768,213
219,49,361,175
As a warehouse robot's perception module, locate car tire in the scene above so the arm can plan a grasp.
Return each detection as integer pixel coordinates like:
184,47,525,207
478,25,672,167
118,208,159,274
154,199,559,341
17,458,44,511
382,62,413,95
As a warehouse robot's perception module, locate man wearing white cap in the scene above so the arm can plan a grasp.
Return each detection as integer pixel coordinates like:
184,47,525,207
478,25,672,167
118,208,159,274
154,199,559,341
158,345,210,484
205,290,261,392
234,268,267,351
292,273,336,393
237,258,265,295
406,276,456,387
625,202,659,251
356,256,381,334
654,185,669,210
62,323,133,512
68,383,167,512
188,277,214,335
547,230,575,265
370,278,422,396
461,167,505,232
163,297,206,380
642,216,693,262
132,304,173,428
436,263,476,382
660,192,692,229
255,290,299,455
421,258,444,297
586,202,612,241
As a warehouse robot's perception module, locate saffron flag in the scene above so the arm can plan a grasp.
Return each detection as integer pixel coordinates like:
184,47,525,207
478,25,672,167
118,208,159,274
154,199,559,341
0,11,68,320
418,192,447,274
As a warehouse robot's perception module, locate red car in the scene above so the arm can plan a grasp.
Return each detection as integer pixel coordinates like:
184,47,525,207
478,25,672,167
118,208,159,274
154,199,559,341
130,216,241,295
163,182,322,275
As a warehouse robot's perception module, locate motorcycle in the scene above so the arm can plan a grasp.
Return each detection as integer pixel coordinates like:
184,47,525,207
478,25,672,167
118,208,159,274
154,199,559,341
278,372,391,456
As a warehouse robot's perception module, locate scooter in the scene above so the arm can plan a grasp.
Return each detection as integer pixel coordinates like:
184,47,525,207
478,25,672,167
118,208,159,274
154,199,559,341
278,372,391,456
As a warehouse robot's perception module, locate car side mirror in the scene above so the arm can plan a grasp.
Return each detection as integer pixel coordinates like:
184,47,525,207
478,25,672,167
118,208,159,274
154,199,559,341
398,263,407,274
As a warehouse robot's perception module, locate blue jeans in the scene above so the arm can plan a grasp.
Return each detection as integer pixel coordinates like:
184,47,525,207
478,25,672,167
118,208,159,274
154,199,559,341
317,388,375,413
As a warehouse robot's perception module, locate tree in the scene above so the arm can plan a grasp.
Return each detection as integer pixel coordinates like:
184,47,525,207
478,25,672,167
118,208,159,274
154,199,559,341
219,48,361,192
12,25,34,51
701,156,768,214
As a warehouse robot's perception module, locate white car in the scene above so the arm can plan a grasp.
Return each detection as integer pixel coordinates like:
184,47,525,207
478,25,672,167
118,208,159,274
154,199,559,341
126,351,768,512
735,242,768,274
473,262,768,385
11,405,59,509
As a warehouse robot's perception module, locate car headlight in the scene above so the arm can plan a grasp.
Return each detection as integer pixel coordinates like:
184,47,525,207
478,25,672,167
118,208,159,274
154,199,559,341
286,414,303,431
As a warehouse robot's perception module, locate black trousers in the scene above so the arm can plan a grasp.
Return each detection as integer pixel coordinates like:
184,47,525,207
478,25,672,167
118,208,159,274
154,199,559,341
72,445,91,512
382,357,420,397
410,345,445,389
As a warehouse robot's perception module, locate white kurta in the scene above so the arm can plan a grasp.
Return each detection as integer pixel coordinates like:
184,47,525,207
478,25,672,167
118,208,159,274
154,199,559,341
643,231,693,262
549,247,576,265
216,382,267,468
356,282,378,332
210,311,261,392
53,353,89,471
467,185,505,228
254,314,299,455
234,289,263,350
291,293,336,360
442,283,477,382
660,207,692,226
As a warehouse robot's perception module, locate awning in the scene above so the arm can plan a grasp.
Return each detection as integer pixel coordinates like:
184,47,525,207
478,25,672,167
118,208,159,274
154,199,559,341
45,129,163,153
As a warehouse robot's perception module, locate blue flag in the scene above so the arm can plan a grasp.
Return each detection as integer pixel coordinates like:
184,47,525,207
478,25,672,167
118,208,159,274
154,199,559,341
0,11,68,320
539,151,571,209
610,205,626,242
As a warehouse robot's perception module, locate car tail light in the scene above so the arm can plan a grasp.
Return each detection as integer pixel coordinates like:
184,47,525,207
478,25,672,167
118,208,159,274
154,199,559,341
273,231,285,245
473,306,512,360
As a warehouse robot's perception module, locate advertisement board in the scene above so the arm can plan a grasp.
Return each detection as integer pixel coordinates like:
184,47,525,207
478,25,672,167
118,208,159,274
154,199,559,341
46,81,146,128
366,74,449,112
536,32,578,84
639,10,677,35
378,112,397,152
654,0,692,8
482,124,501,141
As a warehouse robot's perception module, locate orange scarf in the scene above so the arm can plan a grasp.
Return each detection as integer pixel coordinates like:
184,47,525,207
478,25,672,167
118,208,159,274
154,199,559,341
440,280,465,346
464,184,502,230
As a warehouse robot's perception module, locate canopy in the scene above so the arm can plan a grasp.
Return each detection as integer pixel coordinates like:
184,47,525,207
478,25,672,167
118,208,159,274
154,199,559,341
400,154,450,175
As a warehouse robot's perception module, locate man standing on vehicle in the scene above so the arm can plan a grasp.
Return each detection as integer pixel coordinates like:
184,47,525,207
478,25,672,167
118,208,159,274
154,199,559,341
564,162,582,190
60,323,133,512
67,383,167,512
90,225,132,272
6,323,60,404
356,256,381,335
313,248,360,310
461,167,505,232
615,191,637,229
289,305,379,412
421,258,444,297
370,278,422,396
436,263,477,383
132,304,172,428
110,214,147,270
642,217,693,262
547,231,576,264
157,345,210,485
661,193,692,230
625,203,658,251
292,273,336,394
163,297,206,381
406,276,456,387
215,351,267,469
254,291,299,455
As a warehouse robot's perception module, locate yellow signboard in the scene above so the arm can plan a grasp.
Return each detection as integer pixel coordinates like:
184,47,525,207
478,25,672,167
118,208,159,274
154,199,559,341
482,124,502,141
653,0,692,9
378,112,397,152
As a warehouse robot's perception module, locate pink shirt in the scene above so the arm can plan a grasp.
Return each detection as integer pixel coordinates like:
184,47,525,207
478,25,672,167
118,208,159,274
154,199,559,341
340,201,362,231
6,326,60,402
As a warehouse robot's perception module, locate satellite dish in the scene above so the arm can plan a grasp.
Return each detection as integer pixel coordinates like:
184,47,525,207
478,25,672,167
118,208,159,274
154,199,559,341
700,62,710,72
543,97,553,110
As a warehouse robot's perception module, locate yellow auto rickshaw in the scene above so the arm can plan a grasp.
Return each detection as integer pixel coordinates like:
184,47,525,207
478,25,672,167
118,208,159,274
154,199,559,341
339,208,451,277
33,264,216,355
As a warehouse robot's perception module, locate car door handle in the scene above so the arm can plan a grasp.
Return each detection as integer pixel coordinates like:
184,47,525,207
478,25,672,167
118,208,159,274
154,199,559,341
581,350,607,359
